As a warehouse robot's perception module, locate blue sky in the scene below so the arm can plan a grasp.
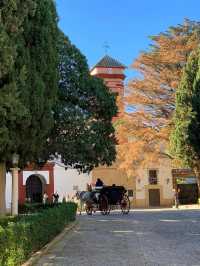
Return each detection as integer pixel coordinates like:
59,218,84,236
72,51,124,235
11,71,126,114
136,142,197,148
56,0,200,82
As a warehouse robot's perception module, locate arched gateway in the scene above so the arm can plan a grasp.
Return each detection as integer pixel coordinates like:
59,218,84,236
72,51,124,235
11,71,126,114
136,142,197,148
26,175,46,203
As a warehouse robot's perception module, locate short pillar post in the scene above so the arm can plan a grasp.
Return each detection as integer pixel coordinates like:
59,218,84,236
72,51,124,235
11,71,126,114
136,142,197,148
11,167,20,216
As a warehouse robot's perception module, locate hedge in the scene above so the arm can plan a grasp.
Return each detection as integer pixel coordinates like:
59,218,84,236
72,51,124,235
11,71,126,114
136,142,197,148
18,202,62,214
0,216,20,228
0,202,77,266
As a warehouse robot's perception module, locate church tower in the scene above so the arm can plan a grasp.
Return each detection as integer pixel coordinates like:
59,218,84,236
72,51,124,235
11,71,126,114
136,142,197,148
90,55,126,97
90,55,135,206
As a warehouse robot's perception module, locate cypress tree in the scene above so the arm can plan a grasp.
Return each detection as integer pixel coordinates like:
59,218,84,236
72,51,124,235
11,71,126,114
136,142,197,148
17,0,59,166
170,48,200,192
0,0,35,215
0,0,59,214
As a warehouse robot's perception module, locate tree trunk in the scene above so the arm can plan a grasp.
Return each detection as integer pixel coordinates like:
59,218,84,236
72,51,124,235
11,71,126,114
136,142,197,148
196,174,200,200
0,162,6,216
193,167,200,200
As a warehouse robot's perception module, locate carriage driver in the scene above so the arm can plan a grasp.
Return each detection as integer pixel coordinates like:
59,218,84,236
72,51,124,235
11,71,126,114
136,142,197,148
95,178,104,188
94,178,104,202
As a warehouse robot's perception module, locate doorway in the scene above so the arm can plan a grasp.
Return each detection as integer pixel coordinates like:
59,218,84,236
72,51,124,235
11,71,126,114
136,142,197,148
177,184,198,204
26,175,44,203
149,189,160,207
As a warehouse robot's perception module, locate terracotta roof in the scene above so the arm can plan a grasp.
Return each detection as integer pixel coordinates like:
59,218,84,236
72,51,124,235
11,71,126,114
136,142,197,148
93,55,126,69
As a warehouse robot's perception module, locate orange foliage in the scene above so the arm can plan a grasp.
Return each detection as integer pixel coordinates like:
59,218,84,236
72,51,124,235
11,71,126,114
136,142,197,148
116,19,200,175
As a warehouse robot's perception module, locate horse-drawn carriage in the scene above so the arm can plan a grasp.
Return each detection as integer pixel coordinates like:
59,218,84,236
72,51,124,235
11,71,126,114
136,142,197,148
77,185,130,215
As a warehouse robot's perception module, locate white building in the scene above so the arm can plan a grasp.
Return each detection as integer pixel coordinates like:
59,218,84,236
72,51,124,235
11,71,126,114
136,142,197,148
6,161,91,210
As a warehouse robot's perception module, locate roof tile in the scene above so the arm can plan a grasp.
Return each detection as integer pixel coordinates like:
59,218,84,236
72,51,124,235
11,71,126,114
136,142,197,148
93,55,125,69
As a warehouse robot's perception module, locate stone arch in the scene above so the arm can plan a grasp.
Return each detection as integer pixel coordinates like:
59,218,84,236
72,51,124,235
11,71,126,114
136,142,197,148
26,174,47,203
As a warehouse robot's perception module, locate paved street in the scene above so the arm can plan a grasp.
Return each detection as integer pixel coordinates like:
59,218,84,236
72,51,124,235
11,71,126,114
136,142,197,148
36,209,200,266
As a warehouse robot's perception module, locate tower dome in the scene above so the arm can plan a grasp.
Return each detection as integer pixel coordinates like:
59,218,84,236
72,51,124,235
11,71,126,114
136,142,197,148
90,55,126,96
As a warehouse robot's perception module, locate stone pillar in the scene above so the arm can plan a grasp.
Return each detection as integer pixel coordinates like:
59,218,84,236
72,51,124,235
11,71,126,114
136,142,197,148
11,168,20,216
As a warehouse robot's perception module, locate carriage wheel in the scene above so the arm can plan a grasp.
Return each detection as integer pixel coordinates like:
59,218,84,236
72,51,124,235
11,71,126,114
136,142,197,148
99,195,109,215
121,194,130,214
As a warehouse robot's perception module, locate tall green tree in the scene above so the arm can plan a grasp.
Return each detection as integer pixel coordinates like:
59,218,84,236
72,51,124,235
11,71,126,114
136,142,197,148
0,0,59,214
16,0,59,166
0,0,35,215
49,32,117,172
170,48,200,192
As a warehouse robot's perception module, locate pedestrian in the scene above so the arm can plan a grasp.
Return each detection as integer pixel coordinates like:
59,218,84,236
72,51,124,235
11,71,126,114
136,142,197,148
43,192,48,205
52,191,59,204
174,188,180,209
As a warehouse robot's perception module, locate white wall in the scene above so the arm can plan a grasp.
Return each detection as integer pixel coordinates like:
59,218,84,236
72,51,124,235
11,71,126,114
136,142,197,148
136,168,147,200
158,158,174,199
136,157,174,200
54,164,91,201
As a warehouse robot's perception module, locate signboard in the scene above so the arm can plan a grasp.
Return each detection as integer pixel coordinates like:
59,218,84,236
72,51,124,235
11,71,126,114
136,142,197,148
176,176,197,184
172,169,194,176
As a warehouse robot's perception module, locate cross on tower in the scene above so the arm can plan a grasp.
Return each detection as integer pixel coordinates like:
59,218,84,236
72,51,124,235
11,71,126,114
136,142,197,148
103,42,110,54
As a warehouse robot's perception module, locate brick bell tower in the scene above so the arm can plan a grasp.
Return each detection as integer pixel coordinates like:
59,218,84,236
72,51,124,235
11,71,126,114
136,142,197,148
90,55,126,97
90,55,133,194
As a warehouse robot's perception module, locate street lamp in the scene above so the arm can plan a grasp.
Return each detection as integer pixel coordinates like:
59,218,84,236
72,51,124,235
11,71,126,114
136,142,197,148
12,153,19,166
11,153,19,216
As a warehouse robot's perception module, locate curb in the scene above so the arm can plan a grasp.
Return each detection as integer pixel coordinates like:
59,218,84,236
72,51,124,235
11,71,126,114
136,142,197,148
172,204,200,210
22,220,79,266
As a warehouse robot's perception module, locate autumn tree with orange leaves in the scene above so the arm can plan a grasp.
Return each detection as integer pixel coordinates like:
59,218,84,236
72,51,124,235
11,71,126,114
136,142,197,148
116,19,200,175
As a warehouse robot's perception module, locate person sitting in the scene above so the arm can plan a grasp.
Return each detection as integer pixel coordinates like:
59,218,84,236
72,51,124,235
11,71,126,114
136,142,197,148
95,178,104,188
94,179,104,203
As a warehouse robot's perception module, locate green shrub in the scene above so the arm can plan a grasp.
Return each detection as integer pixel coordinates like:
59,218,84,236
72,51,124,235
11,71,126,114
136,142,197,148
18,202,62,214
0,202,77,266
0,216,19,227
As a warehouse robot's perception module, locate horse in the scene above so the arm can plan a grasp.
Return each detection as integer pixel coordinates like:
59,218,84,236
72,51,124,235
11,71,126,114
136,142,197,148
74,190,96,215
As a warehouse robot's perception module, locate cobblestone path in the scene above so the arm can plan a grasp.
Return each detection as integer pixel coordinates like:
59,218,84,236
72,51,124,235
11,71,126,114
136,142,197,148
36,209,200,266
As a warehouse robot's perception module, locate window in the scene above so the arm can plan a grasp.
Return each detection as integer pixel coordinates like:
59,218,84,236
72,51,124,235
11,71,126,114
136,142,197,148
128,190,134,197
149,170,158,185
107,68,112,74
73,185,79,191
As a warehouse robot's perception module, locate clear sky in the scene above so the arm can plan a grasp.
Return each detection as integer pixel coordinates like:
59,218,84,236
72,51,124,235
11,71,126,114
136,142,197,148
56,0,200,81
